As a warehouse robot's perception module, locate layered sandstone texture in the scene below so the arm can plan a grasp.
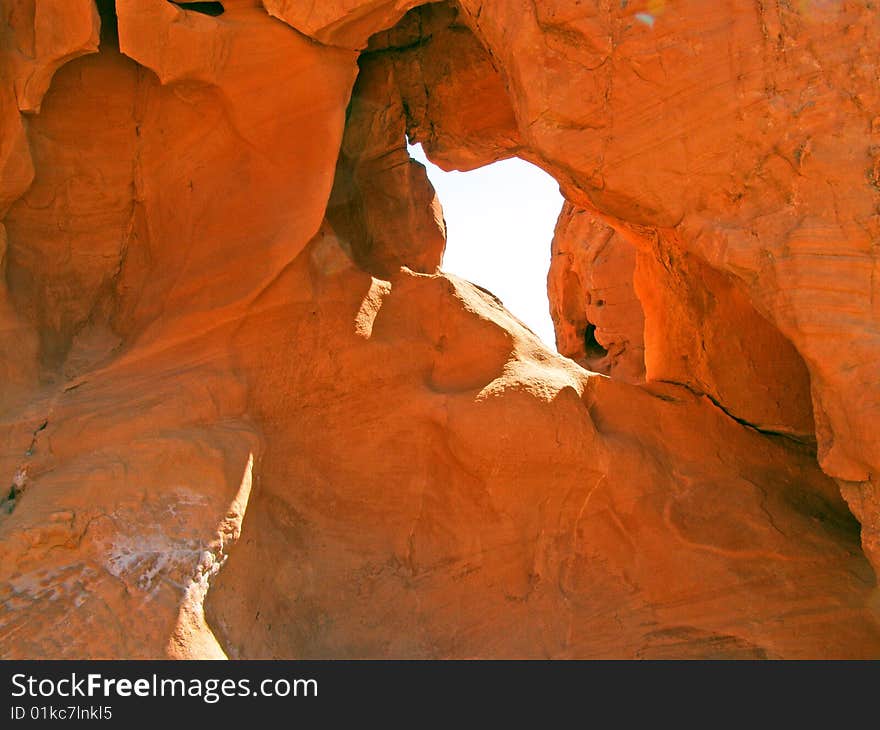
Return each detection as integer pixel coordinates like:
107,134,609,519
0,0,879,659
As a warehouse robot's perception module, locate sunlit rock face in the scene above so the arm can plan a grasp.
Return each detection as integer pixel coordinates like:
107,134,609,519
1,0,880,659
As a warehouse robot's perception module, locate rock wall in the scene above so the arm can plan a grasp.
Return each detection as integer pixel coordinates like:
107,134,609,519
549,202,645,382
0,0,879,659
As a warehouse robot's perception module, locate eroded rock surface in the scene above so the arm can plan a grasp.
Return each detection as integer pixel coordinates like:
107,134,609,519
0,0,879,658
549,203,645,382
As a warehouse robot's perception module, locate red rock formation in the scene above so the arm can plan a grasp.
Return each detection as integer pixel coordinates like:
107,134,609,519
456,0,880,559
326,52,445,278
549,203,645,382
0,0,879,659
372,1,523,171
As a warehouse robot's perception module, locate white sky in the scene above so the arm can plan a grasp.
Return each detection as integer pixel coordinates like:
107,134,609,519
408,143,563,349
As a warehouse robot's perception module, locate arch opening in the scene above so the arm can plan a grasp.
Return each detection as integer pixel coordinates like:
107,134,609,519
407,142,563,349
327,0,819,444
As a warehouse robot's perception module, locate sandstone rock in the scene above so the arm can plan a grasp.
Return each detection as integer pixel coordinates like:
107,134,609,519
0,222,39,406
326,52,445,278
5,0,99,113
455,0,880,558
380,3,524,172
207,231,879,658
0,0,879,660
4,46,141,368
1,0,359,657
635,232,816,440
548,202,645,382
263,0,423,50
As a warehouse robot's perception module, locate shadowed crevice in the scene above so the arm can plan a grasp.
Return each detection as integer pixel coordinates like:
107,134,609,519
168,1,225,16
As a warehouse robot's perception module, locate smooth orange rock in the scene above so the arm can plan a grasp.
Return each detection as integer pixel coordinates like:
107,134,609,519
455,0,880,559
263,0,423,50
207,233,879,659
376,2,523,172
326,52,445,277
0,0,879,659
5,0,99,113
635,232,817,440
548,203,645,383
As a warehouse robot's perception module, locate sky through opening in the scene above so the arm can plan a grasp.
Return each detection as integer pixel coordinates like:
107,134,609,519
408,143,563,349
